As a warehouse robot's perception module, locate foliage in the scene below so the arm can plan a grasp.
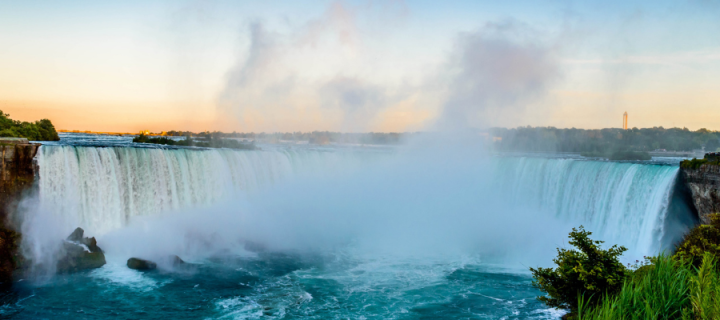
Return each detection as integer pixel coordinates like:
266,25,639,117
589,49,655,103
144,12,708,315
492,126,720,153
685,254,720,320
680,154,720,170
536,220,720,319
577,254,692,320
0,110,60,141
674,214,720,267
578,253,720,320
680,158,710,169
133,134,257,150
530,226,629,313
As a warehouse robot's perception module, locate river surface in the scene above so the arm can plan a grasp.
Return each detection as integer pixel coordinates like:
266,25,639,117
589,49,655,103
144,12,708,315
0,133,696,319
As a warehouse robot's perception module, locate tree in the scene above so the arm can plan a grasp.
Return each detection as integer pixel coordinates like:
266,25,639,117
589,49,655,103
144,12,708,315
530,226,629,313
0,110,60,141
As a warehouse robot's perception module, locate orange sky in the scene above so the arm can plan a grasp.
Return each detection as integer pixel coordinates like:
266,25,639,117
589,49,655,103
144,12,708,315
2,1,719,133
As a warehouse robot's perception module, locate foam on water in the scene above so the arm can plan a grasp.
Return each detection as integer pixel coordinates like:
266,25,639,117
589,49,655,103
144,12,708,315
8,134,697,319
89,255,168,292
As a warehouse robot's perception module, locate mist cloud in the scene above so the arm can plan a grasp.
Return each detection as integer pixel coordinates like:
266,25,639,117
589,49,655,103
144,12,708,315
217,4,561,133
217,1,410,132
437,21,560,131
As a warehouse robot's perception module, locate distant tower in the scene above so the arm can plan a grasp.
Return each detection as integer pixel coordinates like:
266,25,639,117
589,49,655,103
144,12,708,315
623,112,628,130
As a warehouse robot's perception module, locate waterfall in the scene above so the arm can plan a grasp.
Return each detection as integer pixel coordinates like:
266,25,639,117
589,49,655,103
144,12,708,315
35,146,371,235
491,157,692,254
34,146,694,256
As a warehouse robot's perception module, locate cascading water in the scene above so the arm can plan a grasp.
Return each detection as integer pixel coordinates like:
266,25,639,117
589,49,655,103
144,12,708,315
35,145,375,235
35,145,691,254
8,136,696,319
492,157,689,254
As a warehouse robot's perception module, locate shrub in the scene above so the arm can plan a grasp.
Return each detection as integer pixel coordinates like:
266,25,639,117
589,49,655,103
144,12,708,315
530,226,629,313
578,254,692,320
0,110,59,141
680,158,720,169
674,213,720,267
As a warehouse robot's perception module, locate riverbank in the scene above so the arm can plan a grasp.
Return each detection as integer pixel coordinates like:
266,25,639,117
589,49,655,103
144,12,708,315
0,138,40,284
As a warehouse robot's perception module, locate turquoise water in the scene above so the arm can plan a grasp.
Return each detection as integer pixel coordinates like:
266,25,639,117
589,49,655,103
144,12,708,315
3,253,561,319
5,134,696,319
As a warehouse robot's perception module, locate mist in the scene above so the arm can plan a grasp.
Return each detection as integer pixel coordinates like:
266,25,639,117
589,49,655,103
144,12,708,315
88,138,573,272
96,19,569,270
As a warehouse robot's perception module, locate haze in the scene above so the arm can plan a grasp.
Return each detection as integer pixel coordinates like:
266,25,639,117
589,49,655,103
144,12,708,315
1,0,719,132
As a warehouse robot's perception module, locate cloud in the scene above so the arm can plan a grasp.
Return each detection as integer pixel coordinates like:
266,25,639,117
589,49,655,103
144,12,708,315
216,1,421,132
436,21,561,131
320,77,386,131
217,6,560,133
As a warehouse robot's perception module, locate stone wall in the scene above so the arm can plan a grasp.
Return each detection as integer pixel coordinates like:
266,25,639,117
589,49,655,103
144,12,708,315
0,138,40,285
680,163,720,224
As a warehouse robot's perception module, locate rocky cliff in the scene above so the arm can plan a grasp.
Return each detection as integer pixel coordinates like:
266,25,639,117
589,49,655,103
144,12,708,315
680,162,720,224
0,138,40,285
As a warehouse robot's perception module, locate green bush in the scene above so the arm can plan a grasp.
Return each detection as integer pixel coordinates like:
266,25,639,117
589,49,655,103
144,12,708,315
0,110,59,141
530,226,629,313
578,253,720,320
577,254,692,320
680,158,710,169
674,213,720,267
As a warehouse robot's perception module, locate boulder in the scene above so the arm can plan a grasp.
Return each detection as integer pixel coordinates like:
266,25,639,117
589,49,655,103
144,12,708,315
169,255,184,266
56,228,106,273
127,258,157,271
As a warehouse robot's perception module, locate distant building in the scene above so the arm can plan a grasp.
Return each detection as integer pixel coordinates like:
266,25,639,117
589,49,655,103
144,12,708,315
623,112,628,130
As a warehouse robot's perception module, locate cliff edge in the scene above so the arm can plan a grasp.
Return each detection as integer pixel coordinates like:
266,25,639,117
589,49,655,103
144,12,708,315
680,153,720,224
0,138,40,285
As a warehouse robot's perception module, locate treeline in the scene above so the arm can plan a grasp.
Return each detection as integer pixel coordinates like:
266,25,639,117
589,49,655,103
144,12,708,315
164,131,404,145
0,110,60,141
133,134,256,150
491,126,720,153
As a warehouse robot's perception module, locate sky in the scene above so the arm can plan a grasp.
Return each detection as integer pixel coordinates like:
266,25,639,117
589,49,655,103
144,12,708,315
0,0,719,132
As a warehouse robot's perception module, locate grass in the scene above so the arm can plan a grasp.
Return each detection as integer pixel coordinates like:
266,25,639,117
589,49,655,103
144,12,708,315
576,253,720,320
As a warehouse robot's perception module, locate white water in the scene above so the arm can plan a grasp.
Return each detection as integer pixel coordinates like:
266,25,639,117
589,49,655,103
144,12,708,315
493,157,683,254
30,145,691,264
35,146,375,235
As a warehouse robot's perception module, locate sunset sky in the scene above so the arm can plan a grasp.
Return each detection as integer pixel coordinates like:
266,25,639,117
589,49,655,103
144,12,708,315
1,0,719,132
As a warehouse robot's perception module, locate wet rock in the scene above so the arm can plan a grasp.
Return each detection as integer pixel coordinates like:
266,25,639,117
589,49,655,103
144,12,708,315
127,258,157,271
170,255,184,266
681,163,720,224
56,228,106,273
66,228,84,242
0,140,41,283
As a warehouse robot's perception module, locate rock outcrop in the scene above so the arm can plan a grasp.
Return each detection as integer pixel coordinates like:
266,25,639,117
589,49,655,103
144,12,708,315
680,161,720,224
127,258,157,270
56,228,106,273
0,138,40,284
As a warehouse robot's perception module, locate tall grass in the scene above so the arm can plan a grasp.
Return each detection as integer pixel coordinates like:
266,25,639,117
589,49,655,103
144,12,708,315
577,253,720,320
685,254,720,320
